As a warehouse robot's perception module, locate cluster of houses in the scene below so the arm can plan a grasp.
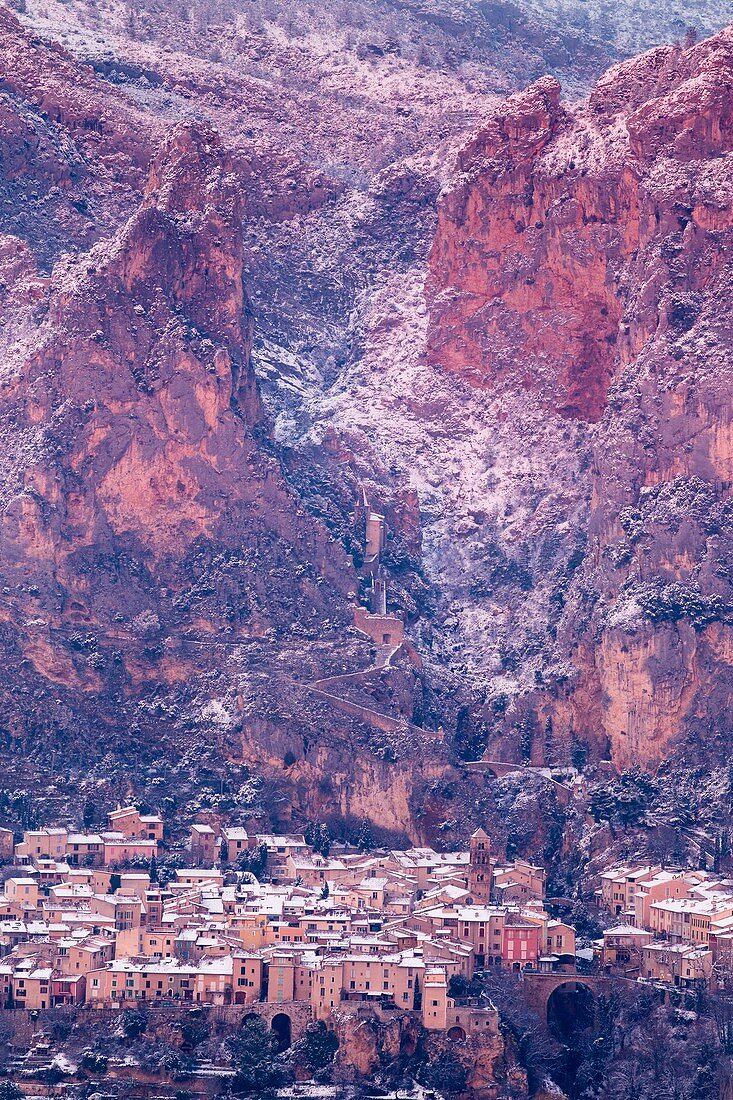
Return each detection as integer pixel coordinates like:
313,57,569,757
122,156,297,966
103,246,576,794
4,806,730,1042
3,806,730,1035
0,805,162,870
0,811,579,1040
598,863,733,989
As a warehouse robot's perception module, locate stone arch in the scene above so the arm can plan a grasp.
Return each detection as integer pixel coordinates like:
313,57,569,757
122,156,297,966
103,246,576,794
546,981,596,1035
271,1011,292,1051
447,1025,466,1042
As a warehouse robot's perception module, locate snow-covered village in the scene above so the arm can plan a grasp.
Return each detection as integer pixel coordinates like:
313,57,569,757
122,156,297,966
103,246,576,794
0,804,731,1094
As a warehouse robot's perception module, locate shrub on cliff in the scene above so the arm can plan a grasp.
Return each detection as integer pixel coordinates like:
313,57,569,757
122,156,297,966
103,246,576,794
140,1044,193,1079
299,1020,339,1076
226,1015,290,1096
79,1049,108,1073
119,1007,148,1040
416,1048,468,1094
591,769,658,828
635,580,727,630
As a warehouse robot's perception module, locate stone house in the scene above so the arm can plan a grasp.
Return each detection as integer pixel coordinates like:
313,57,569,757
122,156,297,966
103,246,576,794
190,824,218,866
641,942,713,987
15,828,69,863
107,806,164,842
102,834,157,868
598,865,662,917
601,925,653,969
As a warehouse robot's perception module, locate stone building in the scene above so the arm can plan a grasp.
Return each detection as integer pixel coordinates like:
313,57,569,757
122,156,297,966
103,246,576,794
468,828,492,904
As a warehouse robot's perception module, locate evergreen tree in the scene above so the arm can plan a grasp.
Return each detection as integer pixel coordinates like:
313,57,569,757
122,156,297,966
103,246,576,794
356,818,374,852
226,1016,289,1096
300,1021,338,1074
317,823,331,857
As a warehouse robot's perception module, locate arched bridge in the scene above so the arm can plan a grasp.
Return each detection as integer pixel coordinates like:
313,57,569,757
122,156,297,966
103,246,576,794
464,760,573,804
520,972,619,1022
234,1000,311,1045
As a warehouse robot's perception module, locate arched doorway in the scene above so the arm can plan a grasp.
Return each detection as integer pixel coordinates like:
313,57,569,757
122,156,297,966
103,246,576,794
447,1025,466,1042
271,1012,292,1051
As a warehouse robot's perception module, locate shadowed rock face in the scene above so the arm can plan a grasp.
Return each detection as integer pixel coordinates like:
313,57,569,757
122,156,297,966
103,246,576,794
427,30,733,767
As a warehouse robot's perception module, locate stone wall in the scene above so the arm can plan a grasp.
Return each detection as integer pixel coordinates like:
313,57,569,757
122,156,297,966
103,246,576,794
0,999,312,1050
353,607,405,648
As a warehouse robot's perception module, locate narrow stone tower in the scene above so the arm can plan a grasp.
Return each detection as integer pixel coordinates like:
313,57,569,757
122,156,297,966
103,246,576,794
468,827,492,904
370,567,388,616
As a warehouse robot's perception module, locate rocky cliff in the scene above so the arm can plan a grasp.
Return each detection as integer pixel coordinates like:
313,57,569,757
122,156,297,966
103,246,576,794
425,29,733,769
0,6,500,846
1,0,733,849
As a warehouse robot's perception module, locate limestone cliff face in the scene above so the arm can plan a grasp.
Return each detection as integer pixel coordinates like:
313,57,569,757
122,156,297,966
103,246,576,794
0,12,489,842
426,74,628,422
4,0,733,840
0,14,356,812
0,122,330,634
427,30,733,768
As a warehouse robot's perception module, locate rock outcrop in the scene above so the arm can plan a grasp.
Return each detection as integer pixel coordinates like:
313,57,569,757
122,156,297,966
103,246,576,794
0,120,342,638
1,0,733,848
427,30,733,768
0,10,497,843
332,1008,523,1097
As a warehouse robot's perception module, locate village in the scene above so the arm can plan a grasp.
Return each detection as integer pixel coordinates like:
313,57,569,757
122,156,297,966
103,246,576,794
0,804,731,1041
0,484,726,1083
0,809,557,1032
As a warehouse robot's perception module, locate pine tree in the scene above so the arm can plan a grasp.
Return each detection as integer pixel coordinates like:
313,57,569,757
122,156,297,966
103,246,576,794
317,823,331,857
356,818,374,852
